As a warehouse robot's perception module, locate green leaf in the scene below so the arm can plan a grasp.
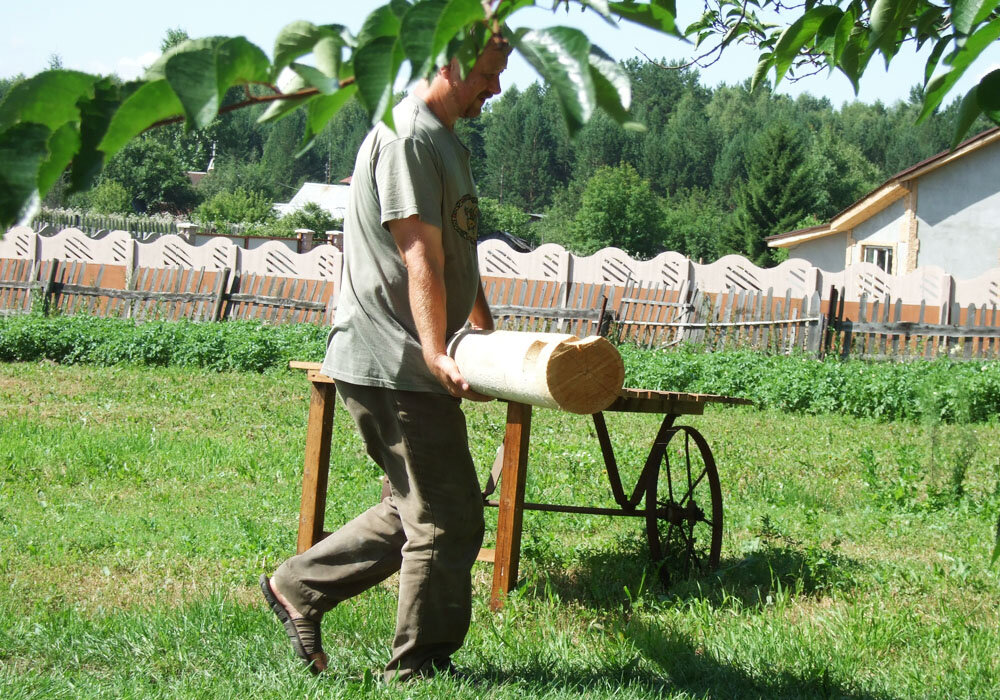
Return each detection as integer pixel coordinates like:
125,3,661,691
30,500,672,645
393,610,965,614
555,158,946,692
952,0,990,35
952,85,983,147
814,8,844,55
923,36,950,85
216,37,271,89
588,45,633,125
920,17,1000,121
751,53,774,92
577,0,618,26
274,21,325,75
98,80,183,158
0,122,51,229
772,6,840,85
71,77,119,192
837,35,869,94
495,0,535,23
514,26,596,136
915,5,946,40
357,4,402,48
37,123,80,196
145,37,224,81
390,0,412,19
609,0,682,37
164,48,220,130
273,22,348,79
156,36,268,130
307,83,359,133
401,0,449,78
354,35,403,127
290,63,340,94
976,68,1000,120
0,70,96,133
258,73,315,124
833,6,856,63
314,34,346,81
868,0,897,48
401,0,485,80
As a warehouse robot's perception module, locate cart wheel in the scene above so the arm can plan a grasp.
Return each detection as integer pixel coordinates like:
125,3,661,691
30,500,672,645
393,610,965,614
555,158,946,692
645,425,722,586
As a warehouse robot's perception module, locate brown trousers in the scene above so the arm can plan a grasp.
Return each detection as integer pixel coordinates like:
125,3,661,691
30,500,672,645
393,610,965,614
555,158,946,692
273,381,485,681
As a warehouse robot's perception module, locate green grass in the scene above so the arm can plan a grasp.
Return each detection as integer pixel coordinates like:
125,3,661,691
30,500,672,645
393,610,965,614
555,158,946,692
2,362,999,698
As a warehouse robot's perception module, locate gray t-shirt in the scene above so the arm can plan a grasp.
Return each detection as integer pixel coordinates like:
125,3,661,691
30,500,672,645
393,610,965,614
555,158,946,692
321,95,481,393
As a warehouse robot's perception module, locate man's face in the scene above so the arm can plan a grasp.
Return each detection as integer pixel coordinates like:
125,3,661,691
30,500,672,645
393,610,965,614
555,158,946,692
454,47,507,119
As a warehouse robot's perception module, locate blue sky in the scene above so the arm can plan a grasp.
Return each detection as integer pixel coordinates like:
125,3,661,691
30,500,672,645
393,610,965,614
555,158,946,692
5,1,1000,109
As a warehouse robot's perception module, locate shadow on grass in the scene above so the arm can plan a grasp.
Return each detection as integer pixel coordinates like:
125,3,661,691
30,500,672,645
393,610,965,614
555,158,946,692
518,534,865,612
475,622,895,700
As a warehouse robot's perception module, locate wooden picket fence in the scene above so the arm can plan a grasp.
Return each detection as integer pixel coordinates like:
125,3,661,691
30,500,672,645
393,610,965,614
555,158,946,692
615,279,826,354
482,277,612,337
5,258,1000,359
825,287,1000,359
0,259,335,324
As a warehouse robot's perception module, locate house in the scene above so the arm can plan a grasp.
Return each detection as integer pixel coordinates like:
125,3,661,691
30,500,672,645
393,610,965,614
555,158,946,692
274,182,350,219
766,127,1000,278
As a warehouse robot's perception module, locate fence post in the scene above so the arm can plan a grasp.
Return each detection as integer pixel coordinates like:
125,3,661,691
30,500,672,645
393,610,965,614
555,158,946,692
326,231,344,250
296,229,315,253
822,285,839,358
805,290,823,355
41,259,59,316
177,222,198,244
939,273,955,355
211,268,232,321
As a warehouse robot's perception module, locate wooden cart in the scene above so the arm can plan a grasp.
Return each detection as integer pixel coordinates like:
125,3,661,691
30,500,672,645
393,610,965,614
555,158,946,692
289,361,751,610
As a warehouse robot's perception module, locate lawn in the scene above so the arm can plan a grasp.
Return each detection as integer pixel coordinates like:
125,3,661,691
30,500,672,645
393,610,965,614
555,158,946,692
1,362,998,699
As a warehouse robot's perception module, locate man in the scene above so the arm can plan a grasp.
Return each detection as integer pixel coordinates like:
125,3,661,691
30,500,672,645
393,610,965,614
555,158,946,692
260,38,509,682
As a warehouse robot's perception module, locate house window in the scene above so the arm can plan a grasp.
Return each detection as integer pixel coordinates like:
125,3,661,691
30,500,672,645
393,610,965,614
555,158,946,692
862,245,893,273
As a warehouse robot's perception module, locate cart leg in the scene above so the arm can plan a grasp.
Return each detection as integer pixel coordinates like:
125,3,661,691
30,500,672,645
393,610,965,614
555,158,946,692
490,401,532,611
296,381,336,554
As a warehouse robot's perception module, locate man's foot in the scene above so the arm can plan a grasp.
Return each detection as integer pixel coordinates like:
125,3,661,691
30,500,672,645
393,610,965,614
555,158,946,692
259,575,328,674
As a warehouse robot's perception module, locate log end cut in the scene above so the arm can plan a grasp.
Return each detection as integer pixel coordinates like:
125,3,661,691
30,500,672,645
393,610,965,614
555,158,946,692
545,336,625,414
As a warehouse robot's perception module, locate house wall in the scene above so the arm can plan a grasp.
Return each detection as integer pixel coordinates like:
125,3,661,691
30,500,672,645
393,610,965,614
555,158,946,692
786,231,850,271
848,198,906,270
915,141,1000,278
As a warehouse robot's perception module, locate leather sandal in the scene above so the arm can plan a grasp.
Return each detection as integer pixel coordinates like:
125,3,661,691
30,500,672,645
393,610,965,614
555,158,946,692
259,575,327,674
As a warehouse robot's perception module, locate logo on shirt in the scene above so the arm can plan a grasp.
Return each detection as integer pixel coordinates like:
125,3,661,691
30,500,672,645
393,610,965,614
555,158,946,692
451,194,480,245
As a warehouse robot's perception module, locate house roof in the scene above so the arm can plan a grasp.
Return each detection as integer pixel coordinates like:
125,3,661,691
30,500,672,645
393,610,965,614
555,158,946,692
274,182,351,219
767,125,1000,248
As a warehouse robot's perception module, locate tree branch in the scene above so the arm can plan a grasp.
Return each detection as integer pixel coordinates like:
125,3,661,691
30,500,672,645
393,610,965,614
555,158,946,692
143,77,356,132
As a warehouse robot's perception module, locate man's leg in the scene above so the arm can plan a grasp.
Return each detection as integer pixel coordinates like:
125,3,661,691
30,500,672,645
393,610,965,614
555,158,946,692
269,382,484,680
376,389,485,682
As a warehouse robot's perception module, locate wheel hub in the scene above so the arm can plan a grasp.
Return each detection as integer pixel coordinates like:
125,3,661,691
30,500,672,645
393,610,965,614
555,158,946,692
660,500,704,525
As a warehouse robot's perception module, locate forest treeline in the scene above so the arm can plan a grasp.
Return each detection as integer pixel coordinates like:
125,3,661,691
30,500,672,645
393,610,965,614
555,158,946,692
3,50,992,266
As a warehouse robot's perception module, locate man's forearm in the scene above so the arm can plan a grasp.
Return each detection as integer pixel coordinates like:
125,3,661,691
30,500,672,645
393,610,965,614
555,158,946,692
468,281,493,331
406,255,449,365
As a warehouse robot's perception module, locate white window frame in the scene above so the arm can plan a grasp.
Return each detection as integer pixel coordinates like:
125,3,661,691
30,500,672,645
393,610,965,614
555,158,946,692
861,244,895,273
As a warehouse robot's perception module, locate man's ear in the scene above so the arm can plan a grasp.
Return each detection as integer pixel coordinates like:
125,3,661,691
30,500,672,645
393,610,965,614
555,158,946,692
439,57,462,84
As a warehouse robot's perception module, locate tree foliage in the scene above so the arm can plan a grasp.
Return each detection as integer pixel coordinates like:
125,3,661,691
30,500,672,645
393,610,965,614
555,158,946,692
566,162,665,257
731,121,818,265
4,0,998,230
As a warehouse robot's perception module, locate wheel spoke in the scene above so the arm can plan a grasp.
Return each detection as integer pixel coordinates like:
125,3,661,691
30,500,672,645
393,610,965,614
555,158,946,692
676,467,708,506
646,426,723,583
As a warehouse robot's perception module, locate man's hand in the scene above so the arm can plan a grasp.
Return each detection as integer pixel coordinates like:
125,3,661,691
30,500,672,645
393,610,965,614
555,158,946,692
427,352,493,401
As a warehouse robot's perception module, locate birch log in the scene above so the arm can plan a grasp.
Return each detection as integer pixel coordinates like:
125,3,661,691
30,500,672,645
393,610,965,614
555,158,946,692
447,329,625,414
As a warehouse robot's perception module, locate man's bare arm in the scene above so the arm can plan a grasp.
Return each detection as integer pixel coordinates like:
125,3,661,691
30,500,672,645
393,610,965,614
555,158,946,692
468,280,493,331
388,215,490,400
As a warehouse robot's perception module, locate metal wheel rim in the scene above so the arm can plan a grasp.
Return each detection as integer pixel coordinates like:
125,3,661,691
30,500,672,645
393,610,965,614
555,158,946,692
645,425,723,583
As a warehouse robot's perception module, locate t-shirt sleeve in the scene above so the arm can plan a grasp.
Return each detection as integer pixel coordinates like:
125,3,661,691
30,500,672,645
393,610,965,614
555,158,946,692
375,137,442,230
